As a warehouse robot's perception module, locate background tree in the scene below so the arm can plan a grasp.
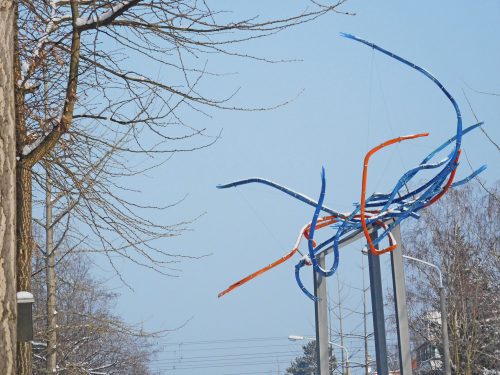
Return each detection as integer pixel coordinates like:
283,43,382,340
286,340,337,375
329,271,373,374
32,102,180,373
402,184,499,375
33,63,172,373
31,247,157,374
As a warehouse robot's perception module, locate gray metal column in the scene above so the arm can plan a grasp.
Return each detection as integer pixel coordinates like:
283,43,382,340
367,230,389,375
390,226,412,374
314,252,330,375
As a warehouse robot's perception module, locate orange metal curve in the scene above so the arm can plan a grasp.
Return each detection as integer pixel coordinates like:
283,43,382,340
218,216,338,298
360,133,429,255
217,248,299,298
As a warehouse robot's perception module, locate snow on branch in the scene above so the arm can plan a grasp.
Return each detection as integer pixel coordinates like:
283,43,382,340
19,1,71,87
75,0,138,28
22,133,49,156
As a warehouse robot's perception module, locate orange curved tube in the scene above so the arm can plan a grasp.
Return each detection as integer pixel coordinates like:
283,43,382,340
218,248,299,298
304,216,337,241
360,133,429,255
218,216,337,298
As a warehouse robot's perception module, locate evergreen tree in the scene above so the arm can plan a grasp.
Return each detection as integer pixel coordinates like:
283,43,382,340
286,340,337,375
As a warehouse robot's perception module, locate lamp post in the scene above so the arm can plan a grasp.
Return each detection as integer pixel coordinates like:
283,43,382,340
288,335,351,375
401,255,451,375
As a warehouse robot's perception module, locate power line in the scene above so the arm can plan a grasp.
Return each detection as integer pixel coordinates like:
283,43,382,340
155,336,288,346
151,350,302,364
152,358,297,371
155,342,298,353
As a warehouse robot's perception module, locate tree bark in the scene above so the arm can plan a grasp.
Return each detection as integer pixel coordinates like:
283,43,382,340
15,163,33,375
13,0,32,371
0,0,17,373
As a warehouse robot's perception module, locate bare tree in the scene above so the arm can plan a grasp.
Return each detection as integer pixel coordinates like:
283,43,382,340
329,275,352,374
402,184,499,375
0,0,17,373
33,137,152,374
329,263,375,374
31,246,158,375
15,0,351,372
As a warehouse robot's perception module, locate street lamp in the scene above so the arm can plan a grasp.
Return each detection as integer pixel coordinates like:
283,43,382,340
288,335,350,375
401,255,451,375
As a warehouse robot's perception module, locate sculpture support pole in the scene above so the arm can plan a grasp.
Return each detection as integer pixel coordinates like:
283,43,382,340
314,252,329,375
391,226,412,374
368,230,389,374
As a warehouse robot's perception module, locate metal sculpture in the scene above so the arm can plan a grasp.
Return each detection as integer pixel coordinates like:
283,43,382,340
218,33,486,300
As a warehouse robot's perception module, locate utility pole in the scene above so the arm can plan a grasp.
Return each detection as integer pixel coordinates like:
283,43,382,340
0,1,18,373
336,273,345,375
439,286,451,375
41,56,58,374
45,165,58,373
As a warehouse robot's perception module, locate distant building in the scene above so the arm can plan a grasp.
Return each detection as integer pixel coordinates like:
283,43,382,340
414,342,442,374
412,310,444,374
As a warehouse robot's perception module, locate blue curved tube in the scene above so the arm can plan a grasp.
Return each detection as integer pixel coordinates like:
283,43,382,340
306,168,341,278
341,32,463,155
451,165,487,187
217,178,342,217
307,168,327,272
295,259,317,301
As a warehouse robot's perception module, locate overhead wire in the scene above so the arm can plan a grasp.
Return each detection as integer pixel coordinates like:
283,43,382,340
156,335,287,346
149,337,304,373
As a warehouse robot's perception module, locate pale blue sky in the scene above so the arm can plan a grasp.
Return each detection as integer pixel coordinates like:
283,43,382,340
93,1,499,374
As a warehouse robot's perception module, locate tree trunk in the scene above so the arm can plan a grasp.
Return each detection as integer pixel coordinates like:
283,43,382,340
13,0,33,372
0,0,17,373
16,164,33,375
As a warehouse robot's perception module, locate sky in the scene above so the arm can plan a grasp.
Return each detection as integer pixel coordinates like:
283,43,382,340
90,1,500,374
